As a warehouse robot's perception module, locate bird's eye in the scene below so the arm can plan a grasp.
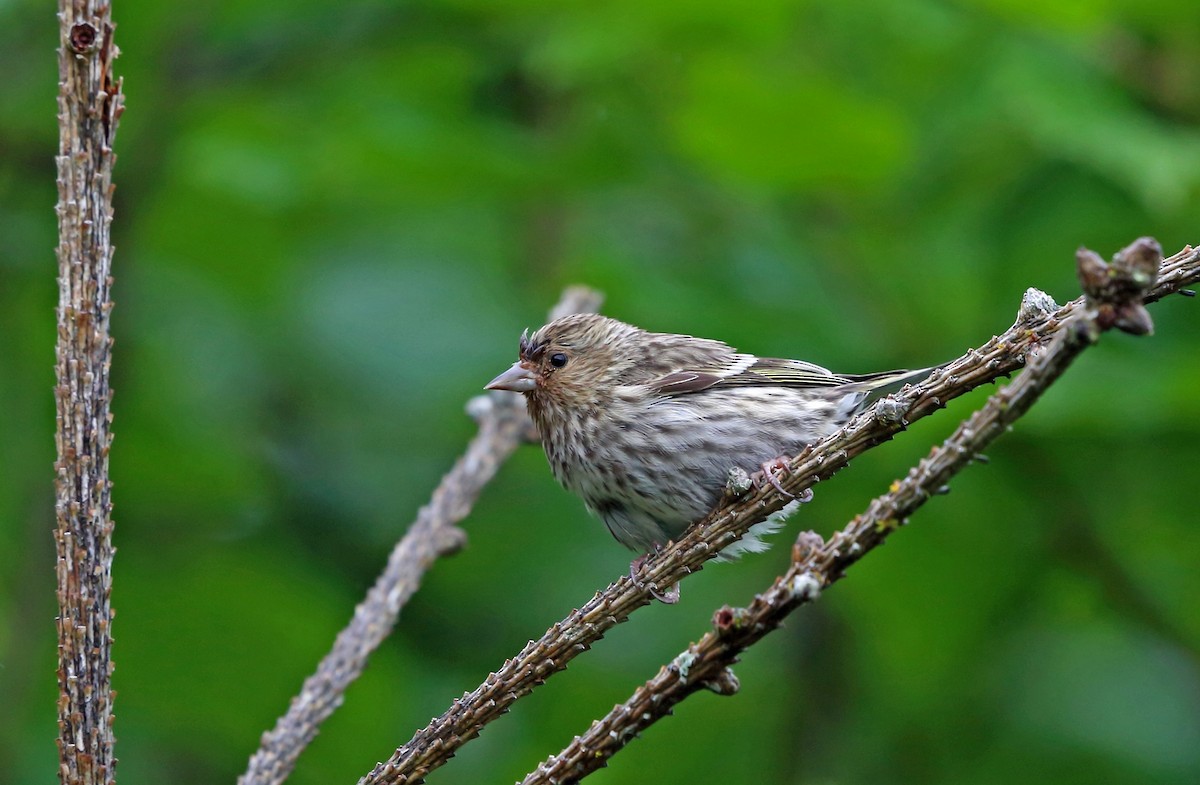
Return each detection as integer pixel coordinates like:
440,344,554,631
549,352,568,368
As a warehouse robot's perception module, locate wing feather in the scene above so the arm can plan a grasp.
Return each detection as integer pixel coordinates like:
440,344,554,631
652,371,726,394
650,356,851,395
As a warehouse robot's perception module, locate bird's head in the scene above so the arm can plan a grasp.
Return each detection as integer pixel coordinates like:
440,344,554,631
485,314,642,406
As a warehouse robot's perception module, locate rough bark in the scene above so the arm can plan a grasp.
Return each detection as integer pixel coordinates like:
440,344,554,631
53,2,125,784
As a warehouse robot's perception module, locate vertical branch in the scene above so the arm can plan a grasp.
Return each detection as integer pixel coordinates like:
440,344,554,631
54,2,124,785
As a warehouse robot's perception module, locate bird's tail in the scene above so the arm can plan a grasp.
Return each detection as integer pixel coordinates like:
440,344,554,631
831,366,933,423
841,366,934,396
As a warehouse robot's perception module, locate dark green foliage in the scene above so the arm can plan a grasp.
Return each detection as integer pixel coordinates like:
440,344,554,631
2,0,1198,782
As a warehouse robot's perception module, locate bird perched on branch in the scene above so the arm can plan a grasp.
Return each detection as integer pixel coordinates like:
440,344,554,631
487,313,926,601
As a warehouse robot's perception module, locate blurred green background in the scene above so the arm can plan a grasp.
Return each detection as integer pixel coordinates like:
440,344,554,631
3,0,1200,783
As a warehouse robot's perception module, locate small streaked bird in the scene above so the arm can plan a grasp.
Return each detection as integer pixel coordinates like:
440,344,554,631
486,313,926,600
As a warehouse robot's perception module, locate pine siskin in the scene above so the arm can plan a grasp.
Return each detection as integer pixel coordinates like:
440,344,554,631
487,314,926,593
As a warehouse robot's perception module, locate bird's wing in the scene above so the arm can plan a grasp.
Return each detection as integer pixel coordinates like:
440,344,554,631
650,356,849,396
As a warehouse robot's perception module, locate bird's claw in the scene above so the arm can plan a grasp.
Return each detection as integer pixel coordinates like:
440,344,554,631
630,548,680,604
751,457,794,498
647,582,680,604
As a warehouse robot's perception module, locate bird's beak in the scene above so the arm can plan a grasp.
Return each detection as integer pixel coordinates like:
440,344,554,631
486,361,537,393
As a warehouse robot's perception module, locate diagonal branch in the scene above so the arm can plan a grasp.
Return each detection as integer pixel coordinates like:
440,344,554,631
359,240,1200,785
54,3,125,785
238,287,602,785
519,237,1173,783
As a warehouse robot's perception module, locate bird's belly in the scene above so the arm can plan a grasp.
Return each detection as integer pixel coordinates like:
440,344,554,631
543,390,834,552
556,434,767,552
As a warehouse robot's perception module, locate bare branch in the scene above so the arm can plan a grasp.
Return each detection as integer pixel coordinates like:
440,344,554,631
359,241,1200,785
238,288,602,785
54,2,125,784
521,237,1176,783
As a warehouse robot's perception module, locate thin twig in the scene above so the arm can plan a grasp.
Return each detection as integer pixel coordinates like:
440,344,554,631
238,287,602,785
521,238,1172,783
53,3,125,785
358,241,1200,785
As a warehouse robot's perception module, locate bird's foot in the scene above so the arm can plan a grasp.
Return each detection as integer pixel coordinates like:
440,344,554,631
647,581,680,604
751,456,794,498
630,547,680,604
